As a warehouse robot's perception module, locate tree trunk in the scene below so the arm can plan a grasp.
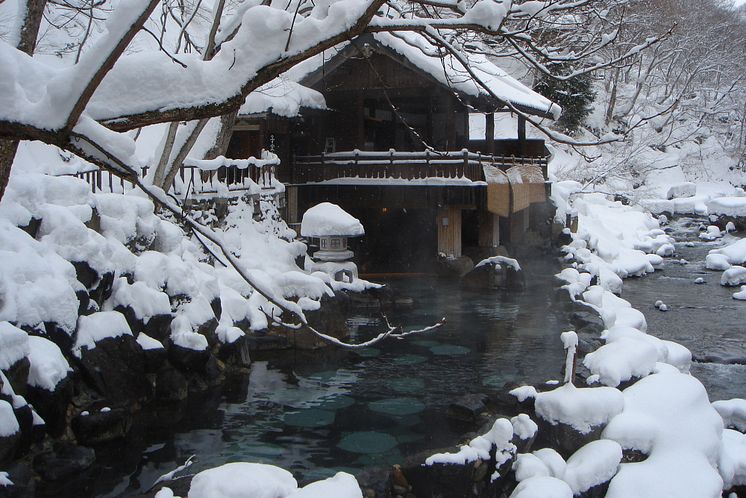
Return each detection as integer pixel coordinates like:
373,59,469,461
203,110,239,160
0,0,47,201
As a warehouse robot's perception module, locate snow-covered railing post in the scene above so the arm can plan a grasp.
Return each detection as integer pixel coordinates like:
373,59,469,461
561,331,578,385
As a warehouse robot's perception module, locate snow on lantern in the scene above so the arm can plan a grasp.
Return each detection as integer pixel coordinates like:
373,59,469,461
301,202,364,283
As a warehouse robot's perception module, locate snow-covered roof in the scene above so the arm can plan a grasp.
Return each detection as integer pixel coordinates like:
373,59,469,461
300,202,364,237
293,34,560,120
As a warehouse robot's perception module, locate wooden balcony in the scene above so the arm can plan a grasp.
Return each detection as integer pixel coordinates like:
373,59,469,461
292,147,548,185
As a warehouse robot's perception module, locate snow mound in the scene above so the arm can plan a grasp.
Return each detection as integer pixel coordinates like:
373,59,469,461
509,476,573,498
0,400,19,437
27,336,71,391
300,202,364,237
563,439,622,494
721,266,746,287
188,462,297,498
603,370,724,498
705,253,731,270
535,383,624,434
289,472,362,498
511,414,538,441
0,322,29,370
710,238,746,266
666,182,696,200
719,429,746,489
712,399,746,432
74,311,133,357
583,337,658,387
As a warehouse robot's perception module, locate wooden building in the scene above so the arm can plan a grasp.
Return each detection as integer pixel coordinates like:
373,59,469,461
229,33,560,272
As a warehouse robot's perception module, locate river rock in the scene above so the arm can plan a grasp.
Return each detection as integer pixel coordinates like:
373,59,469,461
217,335,251,369
437,255,475,278
155,366,189,403
0,461,35,497
75,335,151,405
25,377,73,437
33,443,95,481
167,343,210,373
534,418,605,460
447,394,489,424
71,407,132,445
462,257,525,291
2,357,29,398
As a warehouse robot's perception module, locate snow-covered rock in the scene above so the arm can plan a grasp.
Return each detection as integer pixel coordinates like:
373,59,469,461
189,462,298,498
712,399,746,432
509,476,573,498
563,439,622,495
721,266,746,287
705,253,731,270
0,322,29,371
666,182,696,200
535,383,624,434
26,336,71,391
583,337,658,387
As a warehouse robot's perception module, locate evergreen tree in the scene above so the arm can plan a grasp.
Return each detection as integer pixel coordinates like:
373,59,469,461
534,65,595,135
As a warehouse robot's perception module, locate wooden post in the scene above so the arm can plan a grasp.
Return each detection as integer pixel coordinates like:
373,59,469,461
437,206,462,257
356,95,365,149
517,115,527,144
478,211,500,253
446,97,455,150
485,112,495,154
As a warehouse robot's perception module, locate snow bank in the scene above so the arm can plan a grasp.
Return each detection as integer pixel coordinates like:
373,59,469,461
603,370,724,498
535,383,624,434
666,182,696,200
0,322,29,370
26,336,71,391
300,202,364,237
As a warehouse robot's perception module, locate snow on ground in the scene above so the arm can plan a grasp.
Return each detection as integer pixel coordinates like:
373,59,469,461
534,190,743,497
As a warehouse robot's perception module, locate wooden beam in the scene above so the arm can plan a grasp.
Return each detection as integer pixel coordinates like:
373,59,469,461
485,112,495,154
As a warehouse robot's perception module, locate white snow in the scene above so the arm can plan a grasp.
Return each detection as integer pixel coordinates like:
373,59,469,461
534,383,624,434
475,256,521,271
602,370,724,498
136,333,164,351
425,418,515,466
300,203,364,237
705,253,732,270
27,336,71,391
288,472,362,498
0,400,19,437
509,386,538,402
109,278,172,321
734,286,746,300
712,399,746,432
719,429,746,489
721,266,746,286
188,462,297,498
0,471,12,487
509,476,573,498
709,238,746,266
511,414,538,441
666,182,696,199
583,337,658,387
74,311,133,357
0,322,29,370
563,439,622,494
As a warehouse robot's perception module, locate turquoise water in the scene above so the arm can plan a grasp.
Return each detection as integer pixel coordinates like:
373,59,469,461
52,262,571,497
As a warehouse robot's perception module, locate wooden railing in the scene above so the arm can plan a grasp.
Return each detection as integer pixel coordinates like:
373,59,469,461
72,164,276,195
293,149,548,184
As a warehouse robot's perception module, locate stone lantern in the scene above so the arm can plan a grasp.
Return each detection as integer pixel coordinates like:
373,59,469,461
301,202,364,283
